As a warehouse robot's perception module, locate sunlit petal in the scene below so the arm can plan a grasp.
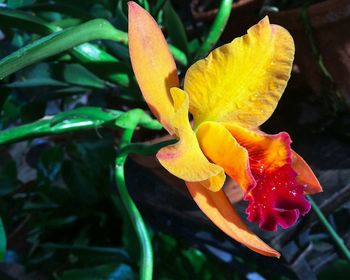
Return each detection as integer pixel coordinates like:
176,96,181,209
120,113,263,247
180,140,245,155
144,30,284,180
128,1,179,133
157,88,225,191
196,121,255,193
186,181,280,257
185,17,294,129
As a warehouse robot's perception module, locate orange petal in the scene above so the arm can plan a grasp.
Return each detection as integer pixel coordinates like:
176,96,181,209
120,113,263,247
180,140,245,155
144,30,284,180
184,17,294,129
186,181,280,257
128,1,179,134
292,151,323,195
223,123,290,170
157,88,225,191
196,121,255,193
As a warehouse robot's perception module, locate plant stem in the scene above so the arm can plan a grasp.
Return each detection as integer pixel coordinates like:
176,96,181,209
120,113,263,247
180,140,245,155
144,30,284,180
115,128,153,280
194,0,233,60
308,196,350,262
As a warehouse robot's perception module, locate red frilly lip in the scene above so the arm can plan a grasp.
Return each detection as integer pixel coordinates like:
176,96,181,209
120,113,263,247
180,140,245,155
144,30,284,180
245,163,311,231
224,124,321,231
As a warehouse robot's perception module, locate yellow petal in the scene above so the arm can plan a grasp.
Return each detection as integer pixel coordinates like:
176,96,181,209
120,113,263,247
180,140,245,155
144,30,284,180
196,121,255,194
291,151,323,195
186,182,280,257
184,17,294,129
128,1,179,134
157,88,225,191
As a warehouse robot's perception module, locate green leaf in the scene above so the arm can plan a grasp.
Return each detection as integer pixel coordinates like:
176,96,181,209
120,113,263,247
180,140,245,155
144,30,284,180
50,107,123,127
5,63,68,88
63,64,106,89
0,107,160,146
61,263,135,280
0,18,128,80
0,107,123,145
72,43,134,89
5,78,69,88
163,0,189,56
0,7,58,34
0,217,6,261
0,8,134,88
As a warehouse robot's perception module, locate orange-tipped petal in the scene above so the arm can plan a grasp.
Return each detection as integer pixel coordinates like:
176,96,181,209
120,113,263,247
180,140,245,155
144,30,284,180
186,181,280,257
196,121,255,193
128,1,179,133
157,88,225,191
184,17,294,129
292,151,323,195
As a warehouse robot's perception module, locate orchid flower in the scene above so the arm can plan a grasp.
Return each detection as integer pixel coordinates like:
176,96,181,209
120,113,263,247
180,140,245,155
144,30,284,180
128,2,322,257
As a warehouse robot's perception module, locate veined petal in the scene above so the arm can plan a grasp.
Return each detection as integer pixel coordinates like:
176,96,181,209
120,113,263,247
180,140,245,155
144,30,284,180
186,182,280,257
224,123,311,231
223,123,291,171
292,151,323,195
157,88,225,191
184,17,294,129
128,1,179,133
196,121,255,194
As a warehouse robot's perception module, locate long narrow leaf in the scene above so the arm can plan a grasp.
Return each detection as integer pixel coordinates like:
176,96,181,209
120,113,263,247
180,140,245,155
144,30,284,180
163,1,189,56
0,107,121,144
0,7,58,33
0,18,127,80
0,107,161,145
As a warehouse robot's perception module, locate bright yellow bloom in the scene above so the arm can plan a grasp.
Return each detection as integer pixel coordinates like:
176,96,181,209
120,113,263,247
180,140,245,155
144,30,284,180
128,1,322,257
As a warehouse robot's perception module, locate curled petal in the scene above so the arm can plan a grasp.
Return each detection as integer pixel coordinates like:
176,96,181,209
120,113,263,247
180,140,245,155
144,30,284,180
224,123,311,231
186,181,280,257
128,1,179,133
196,121,255,193
157,88,225,191
185,17,294,129
292,151,323,195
